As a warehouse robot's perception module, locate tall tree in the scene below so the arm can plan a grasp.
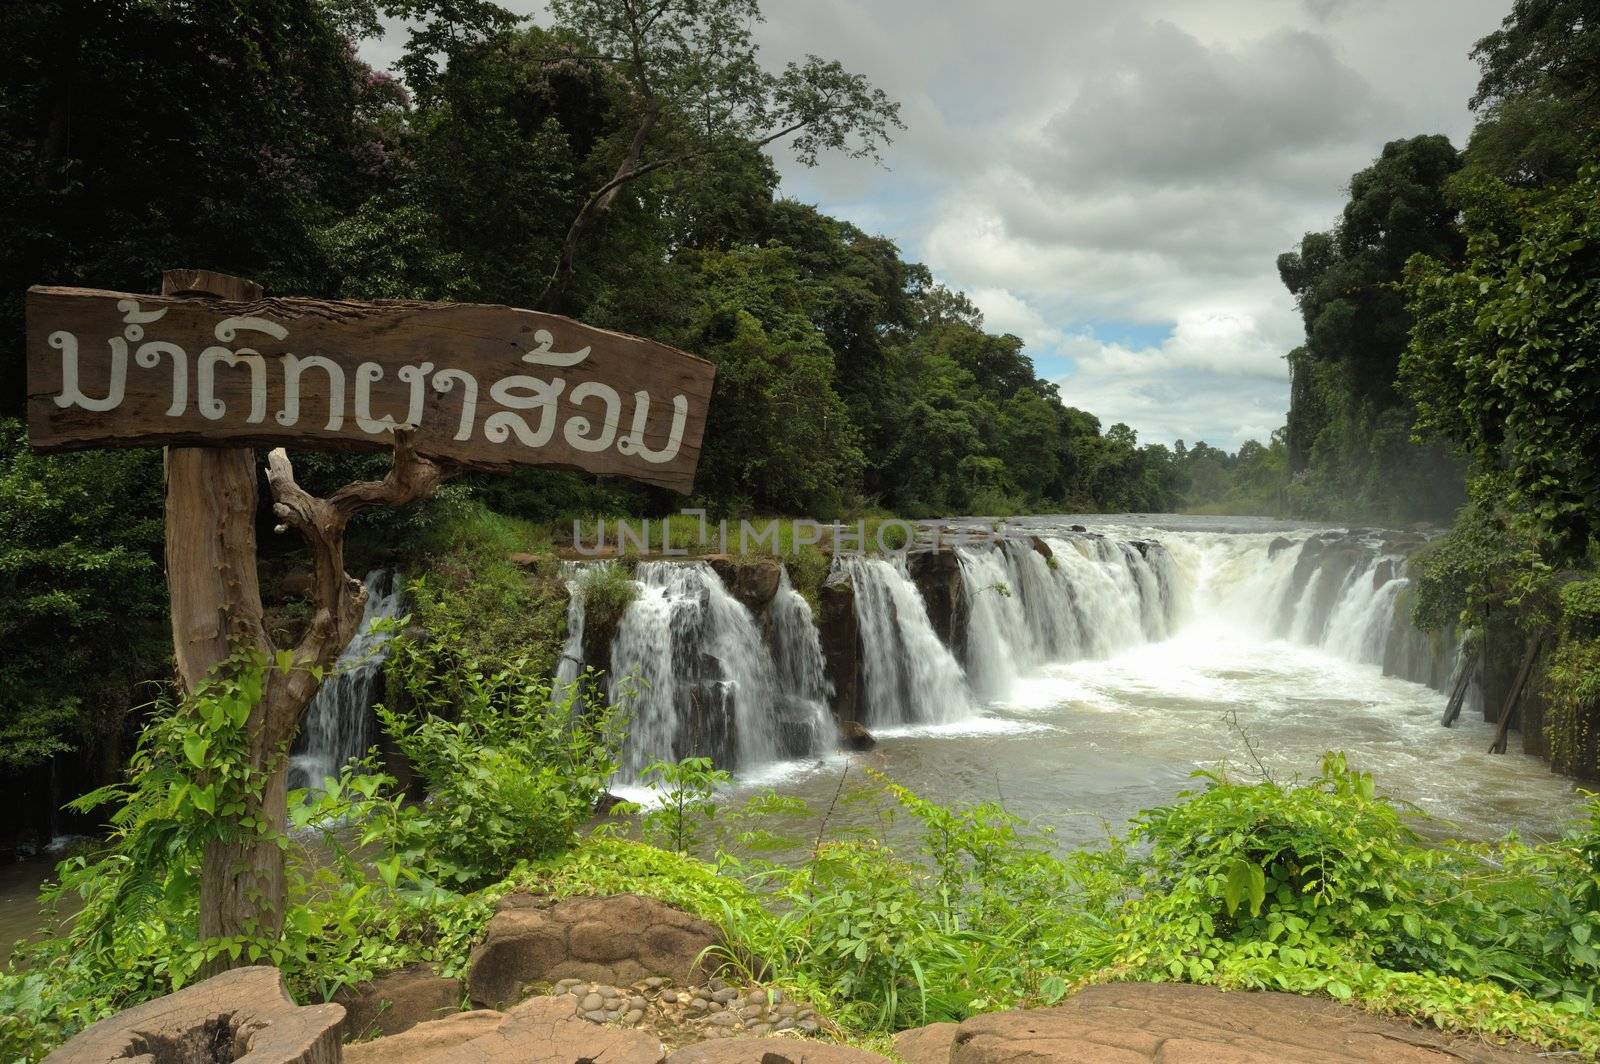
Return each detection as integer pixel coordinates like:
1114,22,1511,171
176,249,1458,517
536,0,903,305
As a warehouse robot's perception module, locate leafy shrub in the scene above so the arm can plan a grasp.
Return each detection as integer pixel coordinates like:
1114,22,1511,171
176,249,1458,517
376,668,626,888
638,757,731,854
576,561,637,649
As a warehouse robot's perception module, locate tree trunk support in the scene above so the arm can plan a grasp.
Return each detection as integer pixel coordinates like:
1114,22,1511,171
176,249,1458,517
158,269,452,967
1488,638,1542,754
1439,651,1477,728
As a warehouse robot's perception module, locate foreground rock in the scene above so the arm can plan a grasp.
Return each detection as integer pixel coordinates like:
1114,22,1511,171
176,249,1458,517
941,983,1538,1064
892,1021,958,1064
666,1037,889,1064
347,997,660,1064
338,964,463,1040
43,966,343,1064
466,893,721,1009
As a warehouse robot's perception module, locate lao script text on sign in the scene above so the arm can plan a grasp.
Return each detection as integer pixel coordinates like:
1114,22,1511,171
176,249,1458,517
25,286,716,492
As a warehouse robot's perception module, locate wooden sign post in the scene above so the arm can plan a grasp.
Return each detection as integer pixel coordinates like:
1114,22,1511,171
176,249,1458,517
25,271,716,954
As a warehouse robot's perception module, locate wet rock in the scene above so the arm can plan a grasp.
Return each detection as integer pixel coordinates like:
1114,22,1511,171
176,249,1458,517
44,966,343,1064
705,556,782,614
338,963,464,1041
467,894,721,1009
818,570,862,721
1267,535,1295,560
838,720,876,751
907,549,967,653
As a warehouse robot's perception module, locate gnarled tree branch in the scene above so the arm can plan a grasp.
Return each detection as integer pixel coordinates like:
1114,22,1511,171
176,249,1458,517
263,430,452,730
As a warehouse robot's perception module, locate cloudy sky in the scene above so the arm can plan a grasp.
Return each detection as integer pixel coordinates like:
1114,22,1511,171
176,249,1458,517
365,0,1509,450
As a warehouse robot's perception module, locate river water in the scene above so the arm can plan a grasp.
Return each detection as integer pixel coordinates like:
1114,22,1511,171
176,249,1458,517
725,514,1585,853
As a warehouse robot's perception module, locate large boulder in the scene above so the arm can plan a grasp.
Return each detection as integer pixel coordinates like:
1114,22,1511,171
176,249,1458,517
948,983,1538,1064
344,1013,505,1064
345,996,661,1064
43,966,343,1064
666,1037,889,1064
467,894,721,1009
893,1022,959,1064
338,964,464,1041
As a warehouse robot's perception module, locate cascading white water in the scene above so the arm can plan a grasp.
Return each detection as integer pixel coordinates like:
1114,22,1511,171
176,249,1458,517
288,570,405,792
769,566,839,756
958,534,1182,699
609,562,782,779
842,556,971,727
552,561,593,706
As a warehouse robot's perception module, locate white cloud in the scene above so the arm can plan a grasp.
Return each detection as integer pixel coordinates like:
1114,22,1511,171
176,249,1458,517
360,0,1509,448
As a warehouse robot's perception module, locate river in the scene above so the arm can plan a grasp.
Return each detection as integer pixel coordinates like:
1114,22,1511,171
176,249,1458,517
724,514,1584,853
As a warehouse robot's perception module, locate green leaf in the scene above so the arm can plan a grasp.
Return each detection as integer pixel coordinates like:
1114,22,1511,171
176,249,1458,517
183,734,210,769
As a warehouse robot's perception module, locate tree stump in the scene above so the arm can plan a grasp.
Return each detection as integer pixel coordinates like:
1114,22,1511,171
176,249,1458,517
42,967,343,1064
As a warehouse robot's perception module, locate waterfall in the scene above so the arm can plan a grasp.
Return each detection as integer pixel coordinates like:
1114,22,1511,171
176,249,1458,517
842,556,971,727
609,562,782,779
957,534,1181,699
1155,527,1470,703
769,566,839,757
288,570,405,792
552,561,592,706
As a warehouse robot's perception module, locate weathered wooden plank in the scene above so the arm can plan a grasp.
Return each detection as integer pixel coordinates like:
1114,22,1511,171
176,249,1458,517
26,285,716,492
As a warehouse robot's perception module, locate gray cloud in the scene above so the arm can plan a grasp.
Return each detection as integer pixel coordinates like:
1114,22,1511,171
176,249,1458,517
360,0,1510,448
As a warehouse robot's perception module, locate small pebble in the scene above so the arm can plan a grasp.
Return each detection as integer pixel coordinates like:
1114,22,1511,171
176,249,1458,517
739,1005,764,1021
622,1008,644,1025
749,1023,772,1036
600,986,621,1000
799,1018,820,1033
777,1004,798,1018
643,977,666,989
686,999,708,1013
581,993,604,1012
708,1012,739,1027
692,987,712,1001
660,990,680,1004
712,987,739,1004
584,1010,606,1023
628,995,647,1012
745,990,768,1006
774,1019,796,1032
707,1000,724,1012
797,1008,815,1020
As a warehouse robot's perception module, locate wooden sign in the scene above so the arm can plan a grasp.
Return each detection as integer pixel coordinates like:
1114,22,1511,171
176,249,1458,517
26,286,716,492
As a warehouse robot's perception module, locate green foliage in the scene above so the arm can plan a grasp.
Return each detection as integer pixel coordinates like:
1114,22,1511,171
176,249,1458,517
1175,436,1289,516
1543,635,1600,775
0,422,168,773
575,562,638,651
638,757,731,854
1408,480,1555,633
1402,161,1600,557
377,667,626,888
